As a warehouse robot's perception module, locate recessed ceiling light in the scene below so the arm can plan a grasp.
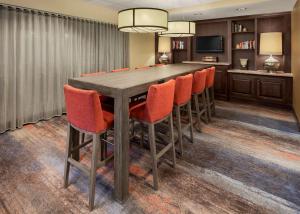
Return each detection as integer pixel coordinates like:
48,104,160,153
193,13,203,16
236,7,247,12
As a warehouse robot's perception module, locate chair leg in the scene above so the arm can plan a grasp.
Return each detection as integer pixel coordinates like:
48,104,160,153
141,122,145,147
89,134,101,211
168,113,176,168
205,88,212,122
211,87,216,116
187,101,194,144
148,123,158,190
201,93,209,124
175,105,183,156
64,123,72,188
193,94,202,132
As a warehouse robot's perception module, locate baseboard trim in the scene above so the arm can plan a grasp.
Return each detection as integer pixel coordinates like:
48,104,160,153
293,109,300,132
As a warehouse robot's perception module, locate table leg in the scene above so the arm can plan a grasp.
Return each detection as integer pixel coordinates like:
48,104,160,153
113,94,129,202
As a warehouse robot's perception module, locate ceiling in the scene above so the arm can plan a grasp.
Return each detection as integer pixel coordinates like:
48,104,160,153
87,0,297,20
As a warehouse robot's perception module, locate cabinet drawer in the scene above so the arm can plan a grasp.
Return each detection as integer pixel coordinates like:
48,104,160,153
256,77,286,103
230,74,256,98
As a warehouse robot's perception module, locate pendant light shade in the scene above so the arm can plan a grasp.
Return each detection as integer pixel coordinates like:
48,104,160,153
159,21,196,37
118,8,168,33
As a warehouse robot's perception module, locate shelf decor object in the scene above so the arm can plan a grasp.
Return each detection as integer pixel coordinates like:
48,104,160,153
158,37,171,64
240,58,248,69
118,8,168,33
260,32,283,71
159,21,196,37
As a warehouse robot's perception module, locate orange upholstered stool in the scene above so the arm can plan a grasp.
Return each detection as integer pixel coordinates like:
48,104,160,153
205,67,216,121
63,85,114,211
174,74,194,155
112,67,129,72
192,69,209,132
130,80,176,190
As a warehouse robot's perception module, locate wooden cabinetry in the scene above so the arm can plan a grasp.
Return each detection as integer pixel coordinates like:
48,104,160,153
214,65,229,100
229,72,293,107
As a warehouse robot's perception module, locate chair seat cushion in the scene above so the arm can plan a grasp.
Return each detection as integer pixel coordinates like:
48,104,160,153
103,110,114,128
130,101,148,122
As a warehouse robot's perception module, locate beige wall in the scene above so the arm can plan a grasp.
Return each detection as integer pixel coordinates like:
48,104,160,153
129,33,155,68
292,0,300,121
0,0,117,23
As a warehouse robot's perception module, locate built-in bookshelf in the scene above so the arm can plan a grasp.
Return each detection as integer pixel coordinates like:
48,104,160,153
232,19,256,70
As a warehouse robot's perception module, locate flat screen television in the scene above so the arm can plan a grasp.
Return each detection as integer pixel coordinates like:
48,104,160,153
196,36,224,53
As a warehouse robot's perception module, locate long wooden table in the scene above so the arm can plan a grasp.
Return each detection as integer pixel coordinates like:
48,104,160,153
68,63,209,202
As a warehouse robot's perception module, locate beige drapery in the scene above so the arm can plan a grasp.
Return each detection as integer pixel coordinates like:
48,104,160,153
0,5,129,133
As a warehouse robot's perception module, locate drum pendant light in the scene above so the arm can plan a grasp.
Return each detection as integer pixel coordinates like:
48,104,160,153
159,21,196,37
118,8,168,33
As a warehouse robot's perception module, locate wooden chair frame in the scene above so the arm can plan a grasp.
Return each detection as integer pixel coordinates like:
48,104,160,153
174,100,194,156
205,86,216,121
131,113,176,190
64,123,113,211
192,91,209,132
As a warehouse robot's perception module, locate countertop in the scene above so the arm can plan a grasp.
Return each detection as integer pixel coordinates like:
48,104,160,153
182,61,231,66
228,69,293,78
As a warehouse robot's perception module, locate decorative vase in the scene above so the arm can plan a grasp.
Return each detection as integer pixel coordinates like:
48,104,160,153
240,58,248,69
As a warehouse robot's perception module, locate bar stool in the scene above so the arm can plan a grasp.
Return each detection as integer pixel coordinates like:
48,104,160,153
192,69,209,132
205,67,216,121
174,74,194,156
130,80,176,190
63,85,114,211
112,67,129,72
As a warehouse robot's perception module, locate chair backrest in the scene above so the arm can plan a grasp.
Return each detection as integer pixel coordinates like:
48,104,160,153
64,85,105,133
80,71,106,77
206,67,216,88
145,80,176,123
112,68,129,73
135,66,150,70
192,69,208,94
174,74,193,106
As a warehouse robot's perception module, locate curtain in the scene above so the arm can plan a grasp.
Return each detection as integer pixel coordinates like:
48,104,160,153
0,5,129,133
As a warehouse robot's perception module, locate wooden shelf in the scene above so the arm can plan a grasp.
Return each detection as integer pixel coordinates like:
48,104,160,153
233,49,255,51
232,31,255,34
172,49,187,51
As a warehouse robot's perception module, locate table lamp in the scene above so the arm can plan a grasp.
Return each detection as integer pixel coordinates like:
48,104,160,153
259,32,283,72
158,37,171,64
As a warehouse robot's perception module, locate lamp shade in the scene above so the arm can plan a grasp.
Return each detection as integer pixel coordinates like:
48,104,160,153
159,21,196,37
118,8,168,33
158,37,171,53
260,32,283,55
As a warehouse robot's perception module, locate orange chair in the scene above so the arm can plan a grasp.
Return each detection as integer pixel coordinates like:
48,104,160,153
80,71,106,77
174,74,194,155
135,66,151,70
112,67,129,72
192,69,209,131
205,67,216,121
63,85,114,211
130,80,176,190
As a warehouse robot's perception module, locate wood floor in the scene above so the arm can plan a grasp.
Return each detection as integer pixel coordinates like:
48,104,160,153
0,101,299,214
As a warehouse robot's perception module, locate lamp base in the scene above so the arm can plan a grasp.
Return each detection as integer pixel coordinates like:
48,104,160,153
263,55,280,72
159,53,169,64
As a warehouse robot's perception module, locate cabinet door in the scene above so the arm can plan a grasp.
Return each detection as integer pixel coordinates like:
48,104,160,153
256,77,286,103
230,74,256,99
214,66,228,99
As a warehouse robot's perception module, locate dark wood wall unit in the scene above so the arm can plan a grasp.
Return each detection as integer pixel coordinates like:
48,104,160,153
192,21,230,62
256,14,291,72
214,65,230,100
154,12,292,73
229,73,293,108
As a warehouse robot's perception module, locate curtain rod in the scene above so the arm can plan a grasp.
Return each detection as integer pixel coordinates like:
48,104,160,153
0,3,116,26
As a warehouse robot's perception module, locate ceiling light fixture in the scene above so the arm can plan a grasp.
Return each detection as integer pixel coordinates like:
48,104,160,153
118,8,168,33
159,21,196,37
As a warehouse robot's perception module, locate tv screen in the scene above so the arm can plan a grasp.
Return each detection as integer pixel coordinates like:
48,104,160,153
196,36,224,53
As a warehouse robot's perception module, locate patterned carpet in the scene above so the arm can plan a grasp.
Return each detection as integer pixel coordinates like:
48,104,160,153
0,101,299,214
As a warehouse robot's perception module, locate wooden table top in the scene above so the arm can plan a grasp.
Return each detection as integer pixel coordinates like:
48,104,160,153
68,64,209,97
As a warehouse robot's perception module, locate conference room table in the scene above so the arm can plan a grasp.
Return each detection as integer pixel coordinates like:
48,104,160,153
68,63,209,203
